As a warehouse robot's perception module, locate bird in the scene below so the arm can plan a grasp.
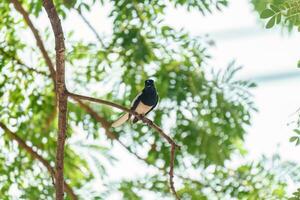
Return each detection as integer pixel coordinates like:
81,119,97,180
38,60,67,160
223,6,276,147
111,79,158,127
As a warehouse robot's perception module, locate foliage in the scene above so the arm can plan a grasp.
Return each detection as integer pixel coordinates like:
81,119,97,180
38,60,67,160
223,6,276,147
0,0,295,199
289,188,300,200
290,129,300,146
116,157,289,200
252,0,300,31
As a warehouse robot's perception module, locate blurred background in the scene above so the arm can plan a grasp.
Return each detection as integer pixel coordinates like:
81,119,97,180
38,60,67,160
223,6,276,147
104,0,300,198
1,0,300,199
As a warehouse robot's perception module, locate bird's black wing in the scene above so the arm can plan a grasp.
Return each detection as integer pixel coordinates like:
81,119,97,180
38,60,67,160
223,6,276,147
130,93,142,111
131,93,144,123
145,95,159,116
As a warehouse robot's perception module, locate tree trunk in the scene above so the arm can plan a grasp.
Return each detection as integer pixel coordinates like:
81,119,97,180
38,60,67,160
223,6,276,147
42,0,67,199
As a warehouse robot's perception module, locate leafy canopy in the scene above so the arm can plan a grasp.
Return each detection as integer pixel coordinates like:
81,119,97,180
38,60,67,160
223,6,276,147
0,0,294,199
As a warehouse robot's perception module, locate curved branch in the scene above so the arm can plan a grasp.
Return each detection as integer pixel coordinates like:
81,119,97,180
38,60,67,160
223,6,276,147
68,92,179,148
10,0,56,84
0,123,77,200
9,0,58,138
9,1,180,197
67,92,180,199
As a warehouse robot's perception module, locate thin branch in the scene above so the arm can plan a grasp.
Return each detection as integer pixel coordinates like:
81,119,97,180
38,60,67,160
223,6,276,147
10,0,56,85
0,47,48,76
10,55,181,198
10,1,180,197
68,92,180,148
69,97,150,161
0,123,77,200
76,9,106,48
10,0,120,146
74,98,115,139
169,145,179,200
67,92,180,199
75,9,115,70
9,52,116,143
42,1,67,200
9,0,58,136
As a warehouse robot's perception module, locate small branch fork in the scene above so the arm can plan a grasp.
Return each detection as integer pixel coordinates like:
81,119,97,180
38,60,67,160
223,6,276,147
68,92,181,199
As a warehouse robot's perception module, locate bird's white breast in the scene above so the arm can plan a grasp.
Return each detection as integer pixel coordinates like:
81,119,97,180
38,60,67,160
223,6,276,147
135,102,152,114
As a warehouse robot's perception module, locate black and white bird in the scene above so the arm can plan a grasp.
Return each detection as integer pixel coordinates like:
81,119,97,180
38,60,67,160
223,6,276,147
111,79,158,127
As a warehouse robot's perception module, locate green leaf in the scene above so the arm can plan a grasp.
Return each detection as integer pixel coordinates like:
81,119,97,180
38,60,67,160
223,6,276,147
290,136,298,142
266,16,276,28
249,82,257,88
297,138,300,146
260,9,275,19
270,5,280,13
294,129,300,135
276,14,282,24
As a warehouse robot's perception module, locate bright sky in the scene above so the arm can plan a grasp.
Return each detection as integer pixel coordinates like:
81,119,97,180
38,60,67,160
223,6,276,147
166,0,300,194
31,0,300,199
68,0,300,198
164,0,300,192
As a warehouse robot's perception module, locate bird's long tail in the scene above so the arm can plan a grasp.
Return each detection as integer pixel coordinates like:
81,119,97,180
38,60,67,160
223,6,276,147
111,113,130,127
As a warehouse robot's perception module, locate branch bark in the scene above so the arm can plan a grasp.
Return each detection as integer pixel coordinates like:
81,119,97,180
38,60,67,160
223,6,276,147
42,1,67,199
0,123,77,200
9,0,118,142
10,0,56,85
67,92,180,199
68,92,180,148
10,1,180,197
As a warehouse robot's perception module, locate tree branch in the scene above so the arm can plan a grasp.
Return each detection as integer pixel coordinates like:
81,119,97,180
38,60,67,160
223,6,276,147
9,0,58,136
68,92,180,148
74,98,115,139
42,1,67,199
10,55,181,198
9,0,119,143
76,9,106,48
0,47,48,76
10,0,56,85
67,92,180,199
10,1,180,197
0,122,78,200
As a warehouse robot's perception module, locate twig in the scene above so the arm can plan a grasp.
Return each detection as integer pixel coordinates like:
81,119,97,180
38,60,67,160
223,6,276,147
9,0,58,136
8,56,181,198
42,1,67,200
0,122,77,200
67,92,181,199
169,144,180,200
76,9,106,48
0,47,48,76
10,1,180,197
74,98,115,139
68,92,179,148
10,0,56,85
75,8,115,70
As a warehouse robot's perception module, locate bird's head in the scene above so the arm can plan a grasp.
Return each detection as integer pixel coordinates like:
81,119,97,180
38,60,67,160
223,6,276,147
145,79,154,88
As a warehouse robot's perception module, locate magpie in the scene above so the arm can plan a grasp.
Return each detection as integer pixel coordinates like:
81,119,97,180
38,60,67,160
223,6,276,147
112,79,158,127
